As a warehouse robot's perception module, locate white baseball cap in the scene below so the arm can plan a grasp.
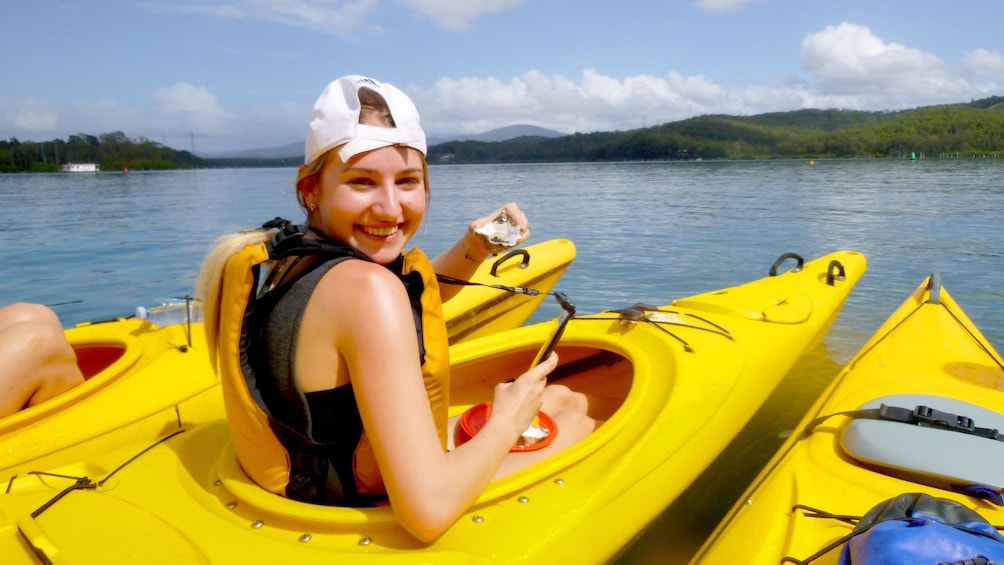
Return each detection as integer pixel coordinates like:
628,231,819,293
304,75,427,165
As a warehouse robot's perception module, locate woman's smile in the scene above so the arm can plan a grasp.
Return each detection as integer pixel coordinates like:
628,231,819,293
360,224,401,238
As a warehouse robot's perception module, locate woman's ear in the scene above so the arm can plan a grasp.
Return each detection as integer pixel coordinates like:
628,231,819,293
297,165,318,205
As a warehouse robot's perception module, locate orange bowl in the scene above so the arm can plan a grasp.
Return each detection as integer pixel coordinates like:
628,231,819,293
456,402,557,452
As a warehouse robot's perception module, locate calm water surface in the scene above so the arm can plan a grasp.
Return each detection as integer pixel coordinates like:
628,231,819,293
2,160,1002,562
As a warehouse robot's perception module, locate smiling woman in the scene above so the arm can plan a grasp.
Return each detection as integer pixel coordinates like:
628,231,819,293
194,75,596,542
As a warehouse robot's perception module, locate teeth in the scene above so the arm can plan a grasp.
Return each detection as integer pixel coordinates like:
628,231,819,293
363,225,398,237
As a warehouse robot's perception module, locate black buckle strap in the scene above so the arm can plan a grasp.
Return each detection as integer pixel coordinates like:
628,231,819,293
884,404,1004,441
805,403,1004,443
910,405,976,433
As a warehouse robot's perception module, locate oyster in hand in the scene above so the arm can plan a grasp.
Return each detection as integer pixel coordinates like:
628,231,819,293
474,210,523,253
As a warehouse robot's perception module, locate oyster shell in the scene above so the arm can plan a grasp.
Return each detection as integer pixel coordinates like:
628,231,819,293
474,209,522,253
517,423,551,446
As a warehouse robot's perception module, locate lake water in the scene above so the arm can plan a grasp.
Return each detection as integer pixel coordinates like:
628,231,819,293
2,160,1003,562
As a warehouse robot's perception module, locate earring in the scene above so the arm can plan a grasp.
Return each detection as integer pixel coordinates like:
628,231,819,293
309,203,316,211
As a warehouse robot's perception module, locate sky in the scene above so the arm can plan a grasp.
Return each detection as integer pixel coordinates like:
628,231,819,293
3,0,1004,154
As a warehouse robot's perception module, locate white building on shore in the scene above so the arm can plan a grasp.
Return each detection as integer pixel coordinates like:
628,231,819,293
61,163,100,173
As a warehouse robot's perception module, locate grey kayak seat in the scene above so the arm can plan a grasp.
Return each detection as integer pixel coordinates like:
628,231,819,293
839,393,1004,504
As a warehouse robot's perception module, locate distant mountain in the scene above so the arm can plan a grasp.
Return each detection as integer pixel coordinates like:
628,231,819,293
200,142,302,160
427,124,566,146
201,125,566,159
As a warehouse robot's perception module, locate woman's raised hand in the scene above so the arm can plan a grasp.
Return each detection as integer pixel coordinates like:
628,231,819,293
467,202,531,255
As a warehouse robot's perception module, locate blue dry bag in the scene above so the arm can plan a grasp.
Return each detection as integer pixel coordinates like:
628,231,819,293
839,493,1004,565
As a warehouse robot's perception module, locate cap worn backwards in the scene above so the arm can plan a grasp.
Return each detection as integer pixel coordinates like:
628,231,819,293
304,75,427,165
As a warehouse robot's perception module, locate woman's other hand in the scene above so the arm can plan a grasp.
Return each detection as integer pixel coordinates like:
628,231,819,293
487,351,556,440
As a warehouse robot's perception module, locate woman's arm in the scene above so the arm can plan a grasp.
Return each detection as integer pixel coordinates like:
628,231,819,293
315,261,552,542
431,203,530,302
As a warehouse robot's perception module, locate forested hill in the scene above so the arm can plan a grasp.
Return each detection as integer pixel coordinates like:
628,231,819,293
427,96,1004,163
4,97,1004,172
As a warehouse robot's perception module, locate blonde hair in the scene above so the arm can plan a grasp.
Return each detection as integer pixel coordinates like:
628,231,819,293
195,228,276,369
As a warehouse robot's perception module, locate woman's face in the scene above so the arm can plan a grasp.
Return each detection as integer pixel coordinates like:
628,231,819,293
309,145,427,264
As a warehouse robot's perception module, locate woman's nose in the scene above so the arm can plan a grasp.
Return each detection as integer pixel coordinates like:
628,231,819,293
372,182,401,216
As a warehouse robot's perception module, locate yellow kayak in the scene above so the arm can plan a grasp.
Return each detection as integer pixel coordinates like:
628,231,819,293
0,239,576,476
0,250,864,564
691,274,1004,565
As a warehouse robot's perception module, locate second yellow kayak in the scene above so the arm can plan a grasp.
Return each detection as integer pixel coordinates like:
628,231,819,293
691,274,1004,565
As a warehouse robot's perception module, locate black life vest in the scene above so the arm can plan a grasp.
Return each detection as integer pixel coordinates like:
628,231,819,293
218,220,449,507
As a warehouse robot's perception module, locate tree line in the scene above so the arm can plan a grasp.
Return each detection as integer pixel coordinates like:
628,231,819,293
427,97,1004,163
0,132,202,172
4,97,1004,172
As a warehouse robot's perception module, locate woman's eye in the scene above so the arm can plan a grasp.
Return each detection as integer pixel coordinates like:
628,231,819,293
346,177,376,187
397,176,422,189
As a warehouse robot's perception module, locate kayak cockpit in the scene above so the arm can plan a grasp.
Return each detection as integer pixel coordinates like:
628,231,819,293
0,320,185,430
74,343,127,379
211,342,636,530
0,328,142,431
449,344,633,423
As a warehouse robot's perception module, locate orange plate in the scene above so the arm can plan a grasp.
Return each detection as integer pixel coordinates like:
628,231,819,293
456,402,557,452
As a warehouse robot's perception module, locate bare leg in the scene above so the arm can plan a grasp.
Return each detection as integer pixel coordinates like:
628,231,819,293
0,304,84,417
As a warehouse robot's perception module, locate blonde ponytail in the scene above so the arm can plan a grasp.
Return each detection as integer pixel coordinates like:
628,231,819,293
195,228,277,369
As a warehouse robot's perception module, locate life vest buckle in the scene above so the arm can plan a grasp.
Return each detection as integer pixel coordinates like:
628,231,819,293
293,452,327,475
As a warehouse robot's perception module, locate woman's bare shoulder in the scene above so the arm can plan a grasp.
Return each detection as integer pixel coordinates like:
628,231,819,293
311,259,410,317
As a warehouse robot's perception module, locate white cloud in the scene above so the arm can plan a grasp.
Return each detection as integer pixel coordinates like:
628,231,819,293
397,0,522,32
213,5,245,18
153,83,221,115
694,0,760,12
414,69,742,135
154,0,380,36
5,97,59,133
799,23,983,106
154,0,517,35
963,49,1004,77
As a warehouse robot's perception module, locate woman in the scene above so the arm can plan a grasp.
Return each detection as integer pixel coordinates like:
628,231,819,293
0,303,84,418
197,75,595,542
